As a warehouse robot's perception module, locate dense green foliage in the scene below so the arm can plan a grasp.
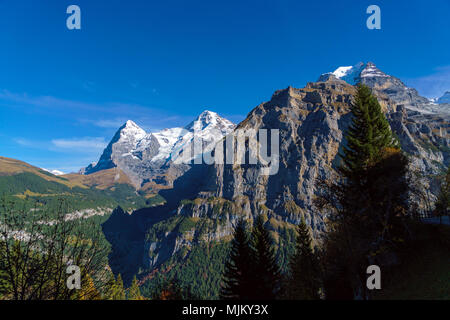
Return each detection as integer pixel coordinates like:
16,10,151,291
127,276,144,300
286,219,321,299
0,198,110,300
0,172,71,195
220,219,253,300
318,84,411,299
250,216,282,299
113,274,126,300
0,172,162,211
220,216,282,300
140,241,230,299
435,166,450,218
139,212,300,300
341,84,398,179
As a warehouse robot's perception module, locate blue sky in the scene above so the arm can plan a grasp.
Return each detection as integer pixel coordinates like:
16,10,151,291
1,0,449,172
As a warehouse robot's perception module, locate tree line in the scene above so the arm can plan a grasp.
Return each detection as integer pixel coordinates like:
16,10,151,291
220,215,320,300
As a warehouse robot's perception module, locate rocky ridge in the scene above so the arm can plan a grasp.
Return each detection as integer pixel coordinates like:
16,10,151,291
84,111,235,191
140,63,449,269
102,63,449,283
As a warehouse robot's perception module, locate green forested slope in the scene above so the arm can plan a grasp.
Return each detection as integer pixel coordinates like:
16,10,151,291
0,171,162,211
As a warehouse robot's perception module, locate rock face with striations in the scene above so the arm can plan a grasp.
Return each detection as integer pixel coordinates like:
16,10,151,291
103,63,449,285
201,81,356,234
143,63,449,267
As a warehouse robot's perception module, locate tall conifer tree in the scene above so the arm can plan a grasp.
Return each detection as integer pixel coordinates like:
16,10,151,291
104,273,126,300
128,275,144,300
220,218,253,300
318,84,409,299
250,215,281,299
341,84,398,181
435,166,450,221
115,274,126,300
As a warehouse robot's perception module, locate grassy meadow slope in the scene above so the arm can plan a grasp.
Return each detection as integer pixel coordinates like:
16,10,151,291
0,156,164,211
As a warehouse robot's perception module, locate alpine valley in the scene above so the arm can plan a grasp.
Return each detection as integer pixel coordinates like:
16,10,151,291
2,62,449,299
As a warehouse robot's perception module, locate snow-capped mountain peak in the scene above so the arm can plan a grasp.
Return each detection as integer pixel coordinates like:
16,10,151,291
154,110,235,162
319,62,441,113
319,62,365,84
185,110,234,134
120,120,146,141
83,111,236,187
125,119,137,126
320,62,390,85
360,62,389,79
331,66,353,78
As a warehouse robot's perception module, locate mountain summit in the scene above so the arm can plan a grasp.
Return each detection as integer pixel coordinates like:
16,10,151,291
319,62,390,85
320,62,436,111
83,111,235,190
185,110,234,134
318,62,366,84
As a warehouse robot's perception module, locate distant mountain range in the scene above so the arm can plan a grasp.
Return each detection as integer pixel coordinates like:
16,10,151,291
80,110,235,193
79,62,449,198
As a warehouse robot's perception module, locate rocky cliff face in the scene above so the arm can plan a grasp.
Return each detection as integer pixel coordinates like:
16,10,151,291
103,63,449,284
141,64,449,268
195,81,356,234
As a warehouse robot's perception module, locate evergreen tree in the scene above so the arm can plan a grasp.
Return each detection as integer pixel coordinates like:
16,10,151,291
341,84,398,180
128,275,144,300
77,273,101,300
115,274,126,300
434,166,450,222
104,273,126,300
220,218,253,300
103,273,116,300
340,85,409,243
287,218,321,299
335,85,405,257
317,84,410,299
157,279,184,300
249,215,281,299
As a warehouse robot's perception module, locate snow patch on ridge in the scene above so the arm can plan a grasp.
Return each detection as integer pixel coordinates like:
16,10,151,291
42,168,65,175
85,111,236,172
332,66,353,78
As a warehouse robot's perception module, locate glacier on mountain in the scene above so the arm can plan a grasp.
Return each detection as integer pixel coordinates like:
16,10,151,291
83,110,235,189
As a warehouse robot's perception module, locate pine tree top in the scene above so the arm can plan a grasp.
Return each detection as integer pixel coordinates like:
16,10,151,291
341,84,399,180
